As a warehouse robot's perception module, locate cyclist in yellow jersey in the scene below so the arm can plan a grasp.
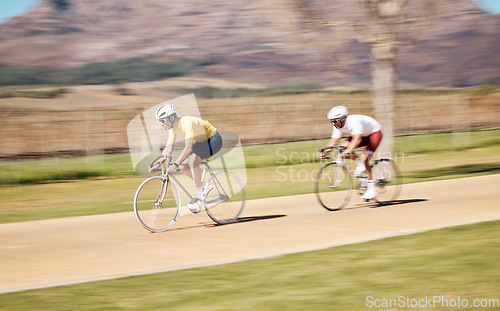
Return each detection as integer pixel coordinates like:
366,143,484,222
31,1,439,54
155,104,223,213
166,116,218,146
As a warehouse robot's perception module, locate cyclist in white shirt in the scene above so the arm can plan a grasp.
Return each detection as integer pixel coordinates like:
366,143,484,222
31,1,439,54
318,106,383,200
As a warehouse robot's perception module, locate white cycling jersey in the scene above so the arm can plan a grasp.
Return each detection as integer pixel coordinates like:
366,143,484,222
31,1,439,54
331,114,381,138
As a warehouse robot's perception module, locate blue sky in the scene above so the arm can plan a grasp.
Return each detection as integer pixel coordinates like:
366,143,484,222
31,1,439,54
474,0,500,14
0,0,499,23
0,0,40,22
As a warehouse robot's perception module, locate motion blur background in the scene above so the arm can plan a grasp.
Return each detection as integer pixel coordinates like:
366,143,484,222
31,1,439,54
0,0,498,178
1,1,500,309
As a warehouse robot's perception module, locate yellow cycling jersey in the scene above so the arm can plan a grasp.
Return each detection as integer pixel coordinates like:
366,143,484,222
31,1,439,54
167,116,217,145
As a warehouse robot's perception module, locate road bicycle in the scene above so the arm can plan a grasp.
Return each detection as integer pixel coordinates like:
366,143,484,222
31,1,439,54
133,155,245,232
315,146,402,211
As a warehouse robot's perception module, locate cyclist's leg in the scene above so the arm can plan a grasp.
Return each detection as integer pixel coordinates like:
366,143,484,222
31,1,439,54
362,151,373,179
188,153,204,189
340,139,355,160
178,135,216,184
179,160,192,176
189,133,223,197
345,137,365,176
364,130,383,180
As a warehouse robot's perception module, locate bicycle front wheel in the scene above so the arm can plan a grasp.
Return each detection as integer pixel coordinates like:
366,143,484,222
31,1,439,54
315,163,353,211
204,171,245,225
372,159,402,203
134,176,180,232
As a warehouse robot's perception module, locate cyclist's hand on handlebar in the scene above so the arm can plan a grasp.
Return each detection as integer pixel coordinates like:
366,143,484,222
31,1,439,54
317,151,328,159
167,164,178,174
339,151,352,159
149,163,161,173
160,155,171,164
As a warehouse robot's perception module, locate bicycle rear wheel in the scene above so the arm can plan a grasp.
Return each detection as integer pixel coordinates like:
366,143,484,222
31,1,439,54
204,171,245,225
372,159,402,203
134,176,180,232
315,163,353,211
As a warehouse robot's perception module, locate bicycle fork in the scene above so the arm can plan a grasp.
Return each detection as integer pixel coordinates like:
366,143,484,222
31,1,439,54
148,176,169,227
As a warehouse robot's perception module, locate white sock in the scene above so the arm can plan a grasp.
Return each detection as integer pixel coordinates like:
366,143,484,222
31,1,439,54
197,187,204,200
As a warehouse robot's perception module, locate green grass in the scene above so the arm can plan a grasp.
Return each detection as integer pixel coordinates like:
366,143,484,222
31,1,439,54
0,131,499,309
0,146,499,224
1,129,499,186
0,130,500,223
395,129,500,154
408,162,500,180
0,154,135,185
0,178,139,223
1,220,499,310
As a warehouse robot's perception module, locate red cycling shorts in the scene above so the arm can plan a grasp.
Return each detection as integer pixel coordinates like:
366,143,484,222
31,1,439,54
346,130,383,155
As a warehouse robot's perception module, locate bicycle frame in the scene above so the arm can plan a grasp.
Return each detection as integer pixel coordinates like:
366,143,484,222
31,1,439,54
320,146,369,189
322,146,369,167
135,155,245,232
317,145,402,205
156,157,225,205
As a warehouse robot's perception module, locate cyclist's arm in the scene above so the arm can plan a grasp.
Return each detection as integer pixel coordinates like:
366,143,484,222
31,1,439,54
345,134,362,153
325,137,340,152
173,140,194,166
161,144,174,162
161,129,176,162
318,137,340,158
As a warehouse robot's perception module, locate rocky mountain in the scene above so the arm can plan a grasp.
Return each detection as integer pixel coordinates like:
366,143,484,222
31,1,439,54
0,0,498,87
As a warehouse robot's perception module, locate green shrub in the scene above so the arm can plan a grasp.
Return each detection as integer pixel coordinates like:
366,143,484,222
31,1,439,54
0,88,68,99
113,87,135,96
0,57,218,86
470,85,499,96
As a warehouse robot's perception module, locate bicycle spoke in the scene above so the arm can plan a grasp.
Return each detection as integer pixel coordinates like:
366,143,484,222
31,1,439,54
372,159,402,202
134,176,180,232
205,171,245,225
316,163,352,211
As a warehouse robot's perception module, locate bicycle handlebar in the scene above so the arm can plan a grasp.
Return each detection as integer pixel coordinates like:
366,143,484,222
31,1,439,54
318,146,346,153
149,155,172,174
318,146,367,153
318,146,367,160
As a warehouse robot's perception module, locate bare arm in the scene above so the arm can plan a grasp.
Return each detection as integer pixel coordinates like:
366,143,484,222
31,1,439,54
345,134,362,153
162,144,174,158
318,137,340,158
161,129,176,162
174,140,194,166
326,137,340,150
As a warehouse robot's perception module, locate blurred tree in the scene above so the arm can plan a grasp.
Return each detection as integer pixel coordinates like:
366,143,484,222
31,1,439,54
51,0,71,11
451,75,471,88
272,0,440,156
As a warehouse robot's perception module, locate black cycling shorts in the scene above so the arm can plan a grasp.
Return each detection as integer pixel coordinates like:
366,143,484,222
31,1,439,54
192,132,223,159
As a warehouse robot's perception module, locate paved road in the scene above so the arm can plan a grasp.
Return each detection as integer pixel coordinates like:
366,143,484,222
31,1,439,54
1,174,499,294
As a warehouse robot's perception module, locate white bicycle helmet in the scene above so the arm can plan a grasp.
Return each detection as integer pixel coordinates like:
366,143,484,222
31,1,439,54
155,104,177,120
327,106,348,120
